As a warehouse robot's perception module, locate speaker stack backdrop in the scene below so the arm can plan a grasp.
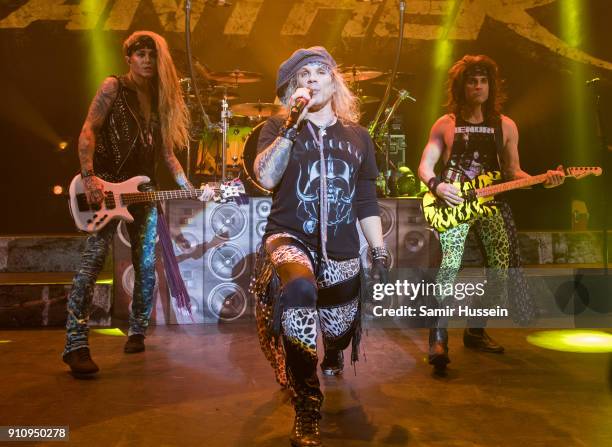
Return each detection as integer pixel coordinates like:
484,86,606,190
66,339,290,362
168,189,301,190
358,198,440,270
113,197,436,325
163,198,273,324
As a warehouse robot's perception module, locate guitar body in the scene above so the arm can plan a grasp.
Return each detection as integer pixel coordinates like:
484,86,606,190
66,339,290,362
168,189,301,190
68,175,151,233
422,171,502,232
69,174,248,234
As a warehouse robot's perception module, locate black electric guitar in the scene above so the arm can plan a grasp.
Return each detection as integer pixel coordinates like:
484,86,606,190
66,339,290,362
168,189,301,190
422,167,602,232
69,175,248,233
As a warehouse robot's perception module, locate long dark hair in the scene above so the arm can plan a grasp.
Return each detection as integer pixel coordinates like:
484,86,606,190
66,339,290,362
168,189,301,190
123,31,189,151
446,54,506,123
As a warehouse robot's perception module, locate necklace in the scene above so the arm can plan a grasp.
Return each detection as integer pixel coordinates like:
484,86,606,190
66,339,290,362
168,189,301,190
310,115,337,137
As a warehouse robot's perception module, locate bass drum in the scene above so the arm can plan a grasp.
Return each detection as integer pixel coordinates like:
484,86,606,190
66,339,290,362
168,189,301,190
241,122,272,196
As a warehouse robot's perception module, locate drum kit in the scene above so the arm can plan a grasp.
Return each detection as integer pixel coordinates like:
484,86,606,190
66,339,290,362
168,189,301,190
177,54,415,196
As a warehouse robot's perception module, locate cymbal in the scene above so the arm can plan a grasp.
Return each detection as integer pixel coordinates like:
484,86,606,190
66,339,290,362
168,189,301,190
358,95,380,105
340,65,383,82
212,92,240,101
371,71,415,85
231,102,285,117
207,69,263,84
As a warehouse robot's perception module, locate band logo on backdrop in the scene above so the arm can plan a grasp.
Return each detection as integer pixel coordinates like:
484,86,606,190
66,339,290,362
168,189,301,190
1,0,610,71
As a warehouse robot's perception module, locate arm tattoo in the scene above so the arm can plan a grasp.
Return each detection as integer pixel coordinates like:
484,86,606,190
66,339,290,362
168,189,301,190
78,77,118,172
163,148,186,180
253,136,293,189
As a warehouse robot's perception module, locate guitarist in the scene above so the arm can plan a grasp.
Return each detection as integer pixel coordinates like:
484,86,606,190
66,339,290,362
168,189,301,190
62,31,213,376
417,55,564,372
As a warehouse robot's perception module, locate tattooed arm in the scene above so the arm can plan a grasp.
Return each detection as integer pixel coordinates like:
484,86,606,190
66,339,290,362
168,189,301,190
253,136,294,190
162,145,190,188
162,144,215,201
78,76,118,205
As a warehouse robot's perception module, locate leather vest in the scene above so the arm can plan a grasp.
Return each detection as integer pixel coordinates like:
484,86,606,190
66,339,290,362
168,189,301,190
93,75,159,183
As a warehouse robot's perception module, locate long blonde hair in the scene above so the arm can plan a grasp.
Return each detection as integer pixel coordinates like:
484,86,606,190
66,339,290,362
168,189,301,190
281,65,360,124
123,31,189,152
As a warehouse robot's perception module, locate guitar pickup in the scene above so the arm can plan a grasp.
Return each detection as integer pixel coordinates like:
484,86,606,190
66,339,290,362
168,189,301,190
104,192,116,210
76,194,90,212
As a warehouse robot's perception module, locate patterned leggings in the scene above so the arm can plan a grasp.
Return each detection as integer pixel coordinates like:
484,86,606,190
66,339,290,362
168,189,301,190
265,233,360,408
436,213,510,324
64,202,158,355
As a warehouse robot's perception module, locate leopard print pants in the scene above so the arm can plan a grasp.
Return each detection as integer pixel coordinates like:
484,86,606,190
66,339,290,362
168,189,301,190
436,213,510,315
254,232,360,405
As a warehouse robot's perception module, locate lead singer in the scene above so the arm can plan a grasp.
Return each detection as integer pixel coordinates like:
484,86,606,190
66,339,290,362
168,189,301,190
253,46,388,446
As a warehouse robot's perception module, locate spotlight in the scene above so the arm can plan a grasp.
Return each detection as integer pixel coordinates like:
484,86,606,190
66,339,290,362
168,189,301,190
527,330,612,353
52,185,64,195
93,328,126,337
57,141,69,151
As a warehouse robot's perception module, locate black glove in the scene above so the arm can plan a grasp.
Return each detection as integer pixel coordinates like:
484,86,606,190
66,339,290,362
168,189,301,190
370,258,389,284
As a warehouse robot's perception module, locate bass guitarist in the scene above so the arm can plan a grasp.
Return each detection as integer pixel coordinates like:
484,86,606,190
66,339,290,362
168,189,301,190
417,54,564,372
62,31,213,376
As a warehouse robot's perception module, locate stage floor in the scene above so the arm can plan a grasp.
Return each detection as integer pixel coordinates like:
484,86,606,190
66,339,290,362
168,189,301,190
1,324,611,446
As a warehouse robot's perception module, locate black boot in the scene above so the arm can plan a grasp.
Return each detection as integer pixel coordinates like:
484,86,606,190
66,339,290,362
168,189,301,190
463,328,504,353
63,347,99,375
320,349,343,376
124,334,145,353
428,328,450,371
290,399,322,447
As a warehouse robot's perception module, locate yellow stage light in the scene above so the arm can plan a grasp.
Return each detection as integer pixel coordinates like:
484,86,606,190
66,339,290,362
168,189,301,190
52,185,64,195
92,328,126,337
527,330,612,353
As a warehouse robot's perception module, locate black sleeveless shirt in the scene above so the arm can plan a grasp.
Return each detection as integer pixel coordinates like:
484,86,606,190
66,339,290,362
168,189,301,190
441,116,502,183
93,75,160,183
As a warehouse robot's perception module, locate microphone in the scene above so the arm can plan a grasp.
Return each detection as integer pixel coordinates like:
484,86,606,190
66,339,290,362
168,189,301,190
286,92,311,127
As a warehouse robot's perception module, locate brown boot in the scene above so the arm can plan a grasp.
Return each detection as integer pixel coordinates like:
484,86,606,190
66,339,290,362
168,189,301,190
320,349,343,376
124,334,145,353
463,328,504,353
428,328,450,371
290,396,322,447
62,347,99,375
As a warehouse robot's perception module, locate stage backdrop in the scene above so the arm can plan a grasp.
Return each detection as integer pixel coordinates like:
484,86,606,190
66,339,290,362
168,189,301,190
1,0,611,233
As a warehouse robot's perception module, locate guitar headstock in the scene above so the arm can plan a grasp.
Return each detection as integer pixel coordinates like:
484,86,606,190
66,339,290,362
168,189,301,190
565,166,603,179
215,180,249,205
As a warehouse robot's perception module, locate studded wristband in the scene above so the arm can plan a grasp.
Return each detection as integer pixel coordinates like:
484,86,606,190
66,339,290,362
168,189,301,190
370,246,390,266
278,122,298,142
427,176,442,195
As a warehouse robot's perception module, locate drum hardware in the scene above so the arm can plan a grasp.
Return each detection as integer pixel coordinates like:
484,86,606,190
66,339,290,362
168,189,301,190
240,122,272,196
220,96,233,181
370,89,415,197
172,48,211,81
371,71,415,86
368,1,413,198
358,95,380,105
